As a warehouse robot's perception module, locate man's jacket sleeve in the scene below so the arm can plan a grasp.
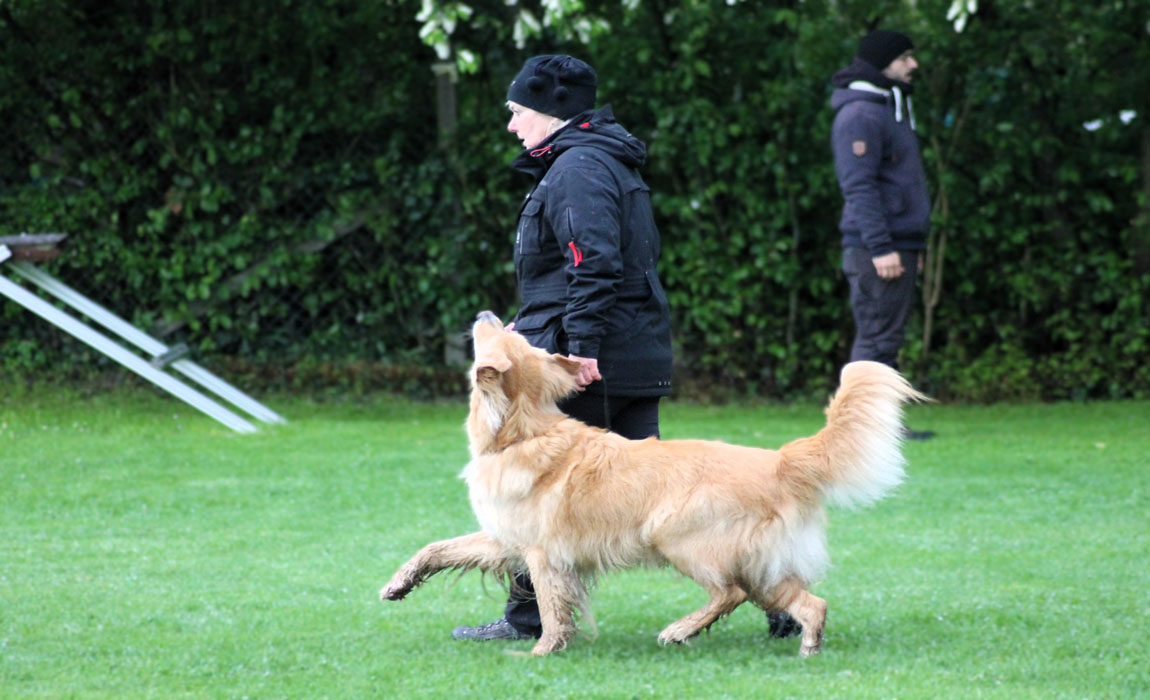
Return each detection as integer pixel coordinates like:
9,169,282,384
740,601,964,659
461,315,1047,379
832,110,893,256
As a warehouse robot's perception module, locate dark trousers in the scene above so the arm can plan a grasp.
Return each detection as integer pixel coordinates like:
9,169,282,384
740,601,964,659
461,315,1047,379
504,393,661,637
842,247,919,368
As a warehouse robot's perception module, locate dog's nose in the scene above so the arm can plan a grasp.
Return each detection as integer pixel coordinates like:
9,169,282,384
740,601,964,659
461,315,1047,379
473,310,504,335
476,310,498,323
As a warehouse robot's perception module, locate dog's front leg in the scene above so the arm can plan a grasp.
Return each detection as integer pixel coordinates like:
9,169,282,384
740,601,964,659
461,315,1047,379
658,583,747,645
524,547,585,656
380,531,510,602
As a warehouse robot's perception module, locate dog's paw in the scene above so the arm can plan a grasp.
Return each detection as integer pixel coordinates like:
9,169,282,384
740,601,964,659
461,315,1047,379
798,624,825,657
656,624,696,646
531,635,568,656
379,583,408,601
379,569,418,601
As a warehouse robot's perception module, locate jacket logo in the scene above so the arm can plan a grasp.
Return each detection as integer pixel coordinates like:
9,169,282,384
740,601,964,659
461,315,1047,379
568,241,583,267
852,140,867,157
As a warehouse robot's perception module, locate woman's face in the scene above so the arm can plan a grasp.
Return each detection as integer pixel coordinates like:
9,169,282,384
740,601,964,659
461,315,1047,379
507,101,558,150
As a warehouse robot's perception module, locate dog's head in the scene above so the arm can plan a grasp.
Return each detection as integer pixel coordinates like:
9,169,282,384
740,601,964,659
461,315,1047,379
467,311,582,450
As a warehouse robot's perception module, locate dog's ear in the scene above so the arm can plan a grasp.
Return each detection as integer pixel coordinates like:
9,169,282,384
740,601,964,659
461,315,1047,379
475,349,512,380
551,354,583,376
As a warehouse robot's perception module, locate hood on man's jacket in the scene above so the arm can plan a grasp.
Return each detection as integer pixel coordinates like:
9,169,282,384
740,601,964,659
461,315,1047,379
829,57,917,128
831,56,912,92
830,85,890,113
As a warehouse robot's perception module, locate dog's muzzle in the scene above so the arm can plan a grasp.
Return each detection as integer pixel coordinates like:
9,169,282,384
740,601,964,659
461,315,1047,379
472,310,505,344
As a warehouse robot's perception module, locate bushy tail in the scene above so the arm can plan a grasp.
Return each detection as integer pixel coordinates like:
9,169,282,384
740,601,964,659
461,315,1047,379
778,361,930,509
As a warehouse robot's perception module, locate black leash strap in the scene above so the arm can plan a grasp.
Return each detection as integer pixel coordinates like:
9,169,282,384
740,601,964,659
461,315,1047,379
601,375,610,431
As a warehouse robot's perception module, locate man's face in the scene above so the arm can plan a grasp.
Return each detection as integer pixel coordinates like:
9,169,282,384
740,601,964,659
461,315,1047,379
882,51,918,83
507,101,557,150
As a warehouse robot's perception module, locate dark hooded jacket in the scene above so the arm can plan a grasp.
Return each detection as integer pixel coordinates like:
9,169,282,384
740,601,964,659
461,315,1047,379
509,105,672,397
830,58,931,255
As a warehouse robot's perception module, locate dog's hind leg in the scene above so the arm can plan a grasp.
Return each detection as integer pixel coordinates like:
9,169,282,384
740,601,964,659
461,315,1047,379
787,589,827,657
380,531,511,602
749,579,827,657
524,547,587,656
657,583,748,646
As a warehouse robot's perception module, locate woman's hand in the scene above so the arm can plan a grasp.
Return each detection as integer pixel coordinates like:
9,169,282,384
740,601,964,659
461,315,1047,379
568,355,602,388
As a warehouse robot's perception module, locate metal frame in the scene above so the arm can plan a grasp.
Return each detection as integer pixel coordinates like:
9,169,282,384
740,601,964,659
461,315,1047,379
0,244,285,433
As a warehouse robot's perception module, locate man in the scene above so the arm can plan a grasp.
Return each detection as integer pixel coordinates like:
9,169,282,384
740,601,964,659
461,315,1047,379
830,29,934,440
451,54,674,642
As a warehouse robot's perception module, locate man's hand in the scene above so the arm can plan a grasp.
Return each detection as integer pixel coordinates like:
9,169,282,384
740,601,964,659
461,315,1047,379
568,355,601,388
872,251,905,280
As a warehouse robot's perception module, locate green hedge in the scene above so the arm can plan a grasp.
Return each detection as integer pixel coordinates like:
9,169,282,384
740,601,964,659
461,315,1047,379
1,0,1147,401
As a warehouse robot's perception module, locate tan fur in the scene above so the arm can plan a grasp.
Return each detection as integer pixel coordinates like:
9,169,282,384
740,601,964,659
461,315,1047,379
381,310,928,656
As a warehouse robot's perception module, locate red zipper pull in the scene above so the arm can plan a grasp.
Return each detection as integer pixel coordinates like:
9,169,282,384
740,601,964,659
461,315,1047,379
568,241,583,267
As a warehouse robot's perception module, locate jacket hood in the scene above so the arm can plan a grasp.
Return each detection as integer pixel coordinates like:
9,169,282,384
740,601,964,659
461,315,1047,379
830,58,917,128
511,104,647,179
831,57,912,92
830,84,888,112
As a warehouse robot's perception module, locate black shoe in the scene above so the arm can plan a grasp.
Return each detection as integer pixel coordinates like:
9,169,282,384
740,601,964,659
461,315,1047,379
451,617,534,642
901,426,936,441
767,611,803,638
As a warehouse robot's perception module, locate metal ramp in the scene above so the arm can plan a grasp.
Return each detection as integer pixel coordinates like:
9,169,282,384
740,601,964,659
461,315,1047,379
0,234,285,433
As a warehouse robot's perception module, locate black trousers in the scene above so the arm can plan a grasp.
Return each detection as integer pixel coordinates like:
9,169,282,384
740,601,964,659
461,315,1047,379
842,246,919,368
503,392,661,637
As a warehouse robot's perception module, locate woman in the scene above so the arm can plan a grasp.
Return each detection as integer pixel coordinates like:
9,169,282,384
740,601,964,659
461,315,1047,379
452,54,674,642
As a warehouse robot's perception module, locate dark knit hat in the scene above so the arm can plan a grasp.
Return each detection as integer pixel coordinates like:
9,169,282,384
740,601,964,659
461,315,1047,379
507,55,598,120
856,30,914,70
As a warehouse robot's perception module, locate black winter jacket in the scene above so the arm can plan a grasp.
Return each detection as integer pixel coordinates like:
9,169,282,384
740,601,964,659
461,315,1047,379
509,105,672,397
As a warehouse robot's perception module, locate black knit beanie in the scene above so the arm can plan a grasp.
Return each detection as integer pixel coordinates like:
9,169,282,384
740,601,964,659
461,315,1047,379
507,55,598,120
856,30,914,70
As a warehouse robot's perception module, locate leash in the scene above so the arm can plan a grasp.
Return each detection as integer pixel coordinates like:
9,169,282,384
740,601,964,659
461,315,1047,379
601,375,610,431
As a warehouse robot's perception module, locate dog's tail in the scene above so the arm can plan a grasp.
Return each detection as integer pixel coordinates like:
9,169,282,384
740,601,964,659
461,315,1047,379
778,361,929,509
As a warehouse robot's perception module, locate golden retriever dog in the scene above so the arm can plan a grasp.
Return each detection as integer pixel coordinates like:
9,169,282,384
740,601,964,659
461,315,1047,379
381,311,927,657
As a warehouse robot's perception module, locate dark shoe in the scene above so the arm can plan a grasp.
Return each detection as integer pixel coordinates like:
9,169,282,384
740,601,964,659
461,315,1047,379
767,611,803,638
451,617,534,642
901,426,936,441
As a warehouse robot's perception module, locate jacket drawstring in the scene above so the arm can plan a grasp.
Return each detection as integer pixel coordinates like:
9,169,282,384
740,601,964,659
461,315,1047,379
891,86,916,131
849,80,916,131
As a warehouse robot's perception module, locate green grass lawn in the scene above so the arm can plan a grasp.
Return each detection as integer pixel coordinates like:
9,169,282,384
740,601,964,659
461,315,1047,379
1,388,1147,699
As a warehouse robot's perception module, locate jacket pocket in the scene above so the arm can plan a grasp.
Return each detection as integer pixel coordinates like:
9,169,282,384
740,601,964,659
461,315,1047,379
645,269,671,319
602,275,660,340
517,199,545,255
879,184,907,216
512,311,566,354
